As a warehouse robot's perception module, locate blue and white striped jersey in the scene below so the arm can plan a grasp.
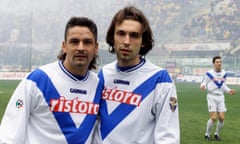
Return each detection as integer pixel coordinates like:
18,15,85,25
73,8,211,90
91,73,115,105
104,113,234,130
94,59,180,144
200,69,230,95
0,61,103,144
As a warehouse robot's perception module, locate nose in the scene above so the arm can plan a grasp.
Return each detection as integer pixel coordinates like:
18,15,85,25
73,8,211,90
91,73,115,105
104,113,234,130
123,34,130,45
77,41,84,50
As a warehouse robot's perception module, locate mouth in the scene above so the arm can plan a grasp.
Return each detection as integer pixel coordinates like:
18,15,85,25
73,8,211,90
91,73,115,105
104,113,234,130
120,49,131,55
74,54,87,60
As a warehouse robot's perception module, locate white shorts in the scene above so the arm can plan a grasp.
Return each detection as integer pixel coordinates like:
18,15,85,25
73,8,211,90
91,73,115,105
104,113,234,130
207,94,227,112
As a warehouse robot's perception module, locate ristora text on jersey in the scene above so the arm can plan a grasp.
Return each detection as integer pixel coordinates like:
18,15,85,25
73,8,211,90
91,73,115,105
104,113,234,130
102,87,142,106
50,96,99,115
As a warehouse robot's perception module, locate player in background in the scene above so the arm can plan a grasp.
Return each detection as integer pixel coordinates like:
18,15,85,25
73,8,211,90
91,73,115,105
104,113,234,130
200,56,236,141
0,17,103,144
94,6,180,144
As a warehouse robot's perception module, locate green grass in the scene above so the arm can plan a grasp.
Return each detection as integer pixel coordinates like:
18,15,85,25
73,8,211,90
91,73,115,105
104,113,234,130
0,80,20,119
0,80,239,143
177,83,240,144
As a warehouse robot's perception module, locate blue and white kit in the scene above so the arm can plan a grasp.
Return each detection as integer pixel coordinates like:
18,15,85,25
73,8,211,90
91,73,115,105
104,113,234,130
200,69,231,112
200,69,231,95
0,61,103,144
94,59,180,144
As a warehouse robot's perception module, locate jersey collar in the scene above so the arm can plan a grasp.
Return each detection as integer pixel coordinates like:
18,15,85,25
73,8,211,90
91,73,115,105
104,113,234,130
58,61,89,81
116,58,145,72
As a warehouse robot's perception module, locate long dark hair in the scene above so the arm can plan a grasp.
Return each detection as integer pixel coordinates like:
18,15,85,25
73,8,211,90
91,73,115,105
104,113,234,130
106,6,154,56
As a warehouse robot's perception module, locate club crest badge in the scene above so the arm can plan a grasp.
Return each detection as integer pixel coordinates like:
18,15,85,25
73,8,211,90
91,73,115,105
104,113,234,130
15,99,24,110
169,97,177,112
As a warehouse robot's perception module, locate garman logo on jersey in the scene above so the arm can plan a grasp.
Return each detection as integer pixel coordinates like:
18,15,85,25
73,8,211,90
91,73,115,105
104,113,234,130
169,97,177,112
50,96,99,115
113,79,130,85
69,88,87,95
102,87,142,106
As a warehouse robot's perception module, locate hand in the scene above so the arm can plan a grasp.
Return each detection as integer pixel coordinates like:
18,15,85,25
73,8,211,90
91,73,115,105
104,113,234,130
229,89,236,95
200,85,205,90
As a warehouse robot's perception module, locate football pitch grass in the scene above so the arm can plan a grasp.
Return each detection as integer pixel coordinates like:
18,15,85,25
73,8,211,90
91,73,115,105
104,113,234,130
0,80,239,143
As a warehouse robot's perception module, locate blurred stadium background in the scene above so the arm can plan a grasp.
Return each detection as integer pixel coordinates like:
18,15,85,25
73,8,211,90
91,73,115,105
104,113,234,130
1,1,240,143
0,0,240,84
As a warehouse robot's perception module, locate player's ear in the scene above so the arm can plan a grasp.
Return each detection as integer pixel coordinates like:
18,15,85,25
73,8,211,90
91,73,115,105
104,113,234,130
95,42,99,55
61,41,67,53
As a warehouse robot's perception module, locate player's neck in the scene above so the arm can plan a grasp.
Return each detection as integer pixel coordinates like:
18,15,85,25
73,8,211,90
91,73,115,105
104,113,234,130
214,69,221,72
